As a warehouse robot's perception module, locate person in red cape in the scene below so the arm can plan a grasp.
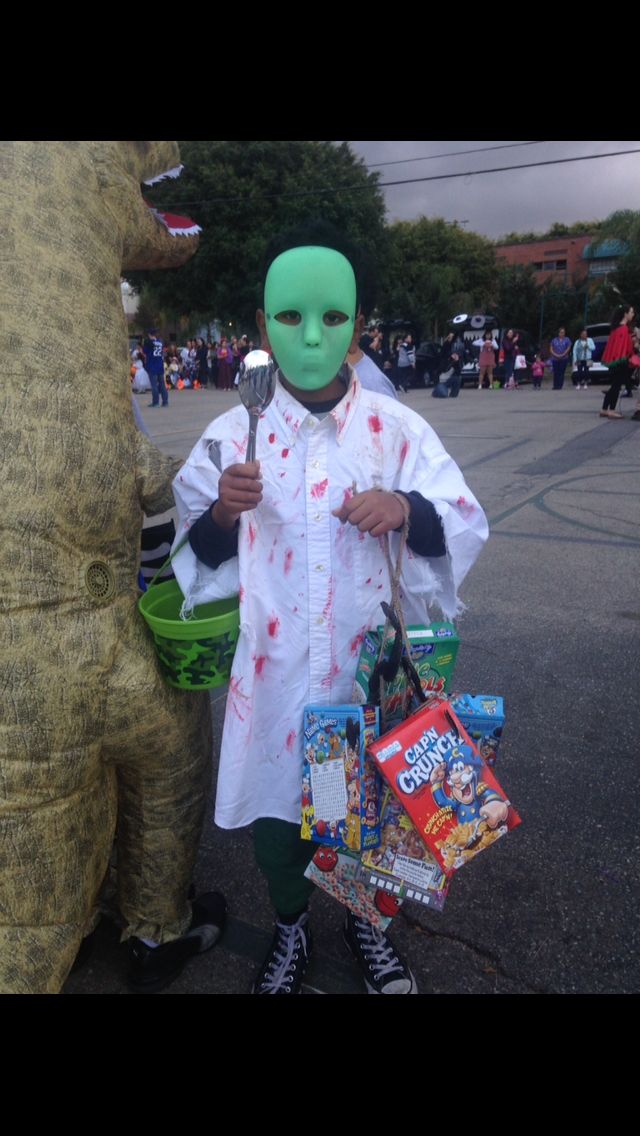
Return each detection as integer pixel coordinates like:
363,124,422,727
600,304,636,419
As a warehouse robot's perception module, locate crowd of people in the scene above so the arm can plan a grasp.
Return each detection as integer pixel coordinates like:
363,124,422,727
131,334,258,404
131,311,640,421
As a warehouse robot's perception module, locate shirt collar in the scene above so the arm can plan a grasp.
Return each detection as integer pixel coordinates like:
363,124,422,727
271,367,362,447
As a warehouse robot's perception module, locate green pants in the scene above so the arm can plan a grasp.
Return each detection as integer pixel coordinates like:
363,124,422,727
253,818,317,918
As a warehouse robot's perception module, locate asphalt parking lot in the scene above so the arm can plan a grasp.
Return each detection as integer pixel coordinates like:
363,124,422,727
66,381,640,996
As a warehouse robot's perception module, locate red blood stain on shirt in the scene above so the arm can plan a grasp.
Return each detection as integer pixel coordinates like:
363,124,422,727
368,414,383,434
248,522,256,550
228,677,249,722
284,412,293,426
350,630,366,656
255,655,267,676
311,479,329,500
232,438,246,457
239,585,245,602
320,660,342,689
279,471,286,478
267,614,280,639
400,439,410,463
365,578,372,585
268,537,277,565
285,729,296,752
268,432,276,444
282,448,290,459
284,549,294,575
322,580,334,621
456,494,476,518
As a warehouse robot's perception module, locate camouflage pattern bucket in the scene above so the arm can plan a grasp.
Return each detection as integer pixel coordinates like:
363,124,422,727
139,580,240,690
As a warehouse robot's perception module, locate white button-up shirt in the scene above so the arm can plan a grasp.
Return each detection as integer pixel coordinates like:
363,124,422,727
172,373,488,829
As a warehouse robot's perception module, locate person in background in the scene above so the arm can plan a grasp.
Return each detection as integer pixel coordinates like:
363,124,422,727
531,354,545,390
396,333,416,393
473,330,498,390
600,304,635,419
572,329,595,390
501,329,520,388
549,327,572,390
143,328,168,408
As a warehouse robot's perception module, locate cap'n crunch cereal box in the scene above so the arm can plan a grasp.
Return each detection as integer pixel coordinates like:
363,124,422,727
367,700,520,876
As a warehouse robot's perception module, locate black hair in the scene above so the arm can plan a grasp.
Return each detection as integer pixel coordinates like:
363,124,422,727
610,304,634,331
262,218,370,316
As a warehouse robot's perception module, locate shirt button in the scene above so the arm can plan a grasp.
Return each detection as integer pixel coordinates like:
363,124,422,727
312,460,320,469
315,564,325,572
314,513,321,522
315,616,324,625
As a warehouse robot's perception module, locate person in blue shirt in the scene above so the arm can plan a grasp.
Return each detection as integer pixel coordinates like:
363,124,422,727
550,327,572,390
143,328,168,407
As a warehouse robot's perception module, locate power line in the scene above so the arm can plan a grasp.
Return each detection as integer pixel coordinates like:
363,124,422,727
376,148,640,188
361,140,549,168
150,147,640,209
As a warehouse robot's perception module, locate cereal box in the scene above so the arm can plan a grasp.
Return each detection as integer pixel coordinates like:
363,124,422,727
353,623,460,724
360,788,450,911
367,700,521,876
304,847,402,930
450,693,505,768
301,704,381,852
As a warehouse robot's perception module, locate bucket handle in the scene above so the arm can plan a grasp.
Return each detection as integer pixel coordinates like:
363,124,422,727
144,533,190,591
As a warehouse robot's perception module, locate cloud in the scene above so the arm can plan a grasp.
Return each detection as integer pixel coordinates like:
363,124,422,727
342,141,640,238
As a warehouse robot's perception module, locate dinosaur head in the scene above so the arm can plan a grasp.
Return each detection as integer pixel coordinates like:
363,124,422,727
90,141,201,271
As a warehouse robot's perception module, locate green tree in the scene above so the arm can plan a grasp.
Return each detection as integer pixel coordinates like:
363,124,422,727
127,141,386,334
496,220,603,245
378,218,496,336
494,264,541,337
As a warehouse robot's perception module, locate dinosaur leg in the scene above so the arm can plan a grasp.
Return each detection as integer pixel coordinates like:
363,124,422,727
103,620,213,944
0,612,118,993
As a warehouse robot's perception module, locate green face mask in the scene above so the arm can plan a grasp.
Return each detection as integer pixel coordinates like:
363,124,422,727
264,246,356,390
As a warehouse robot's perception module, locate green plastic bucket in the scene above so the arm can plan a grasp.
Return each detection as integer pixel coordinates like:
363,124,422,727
139,580,240,690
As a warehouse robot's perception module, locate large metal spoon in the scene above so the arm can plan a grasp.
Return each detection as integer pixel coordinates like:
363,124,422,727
236,349,276,462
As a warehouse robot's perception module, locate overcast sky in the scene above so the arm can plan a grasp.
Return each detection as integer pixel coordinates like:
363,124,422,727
343,141,640,239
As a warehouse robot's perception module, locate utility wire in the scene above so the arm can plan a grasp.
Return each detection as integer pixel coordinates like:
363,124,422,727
360,140,549,168
150,147,640,209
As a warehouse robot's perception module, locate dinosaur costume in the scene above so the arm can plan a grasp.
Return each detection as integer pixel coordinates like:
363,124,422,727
0,141,212,993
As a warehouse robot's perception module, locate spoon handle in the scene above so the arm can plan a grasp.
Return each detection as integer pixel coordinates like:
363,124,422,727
246,413,259,463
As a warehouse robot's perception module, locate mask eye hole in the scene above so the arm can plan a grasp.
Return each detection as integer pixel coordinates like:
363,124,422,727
274,310,301,325
323,310,349,327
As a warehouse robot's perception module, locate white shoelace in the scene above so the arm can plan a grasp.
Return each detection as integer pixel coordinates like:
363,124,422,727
353,918,401,981
260,922,304,994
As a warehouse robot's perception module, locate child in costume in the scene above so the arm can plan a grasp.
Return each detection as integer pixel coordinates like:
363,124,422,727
171,221,488,994
600,305,635,418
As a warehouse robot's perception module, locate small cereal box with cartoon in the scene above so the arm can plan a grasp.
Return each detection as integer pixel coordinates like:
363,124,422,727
353,623,460,725
367,700,521,876
360,788,450,911
301,704,381,852
450,693,505,768
304,847,402,930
